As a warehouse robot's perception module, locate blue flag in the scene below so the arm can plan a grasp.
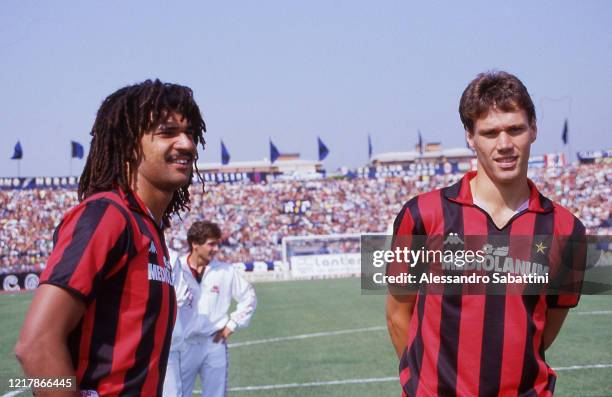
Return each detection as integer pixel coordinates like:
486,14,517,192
71,141,84,159
270,139,280,163
11,141,23,160
368,134,373,159
418,131,423,154
561,119,568,145
317,137,329,161
221,140,230,165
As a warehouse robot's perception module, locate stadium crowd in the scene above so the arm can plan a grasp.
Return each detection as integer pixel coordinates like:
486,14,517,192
1,163,610,272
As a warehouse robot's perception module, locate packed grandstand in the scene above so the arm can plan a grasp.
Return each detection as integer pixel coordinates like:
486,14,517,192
1,162,609,276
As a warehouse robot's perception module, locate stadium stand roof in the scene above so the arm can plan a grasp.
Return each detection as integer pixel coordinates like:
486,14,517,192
370,147,474,165
197,158,323,174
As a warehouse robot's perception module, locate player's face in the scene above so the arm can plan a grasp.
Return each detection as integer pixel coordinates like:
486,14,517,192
135,112,197,194
192,238,220,264
466,108,536,185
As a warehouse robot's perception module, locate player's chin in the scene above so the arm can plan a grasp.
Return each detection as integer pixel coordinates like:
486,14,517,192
158,179,191,194
492,168,522,184
167,174,193,189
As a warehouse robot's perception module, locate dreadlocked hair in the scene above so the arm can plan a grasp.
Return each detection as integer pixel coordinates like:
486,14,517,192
79,79,206,226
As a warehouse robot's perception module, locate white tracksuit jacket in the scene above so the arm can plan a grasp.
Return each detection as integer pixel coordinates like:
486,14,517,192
169,254,257,351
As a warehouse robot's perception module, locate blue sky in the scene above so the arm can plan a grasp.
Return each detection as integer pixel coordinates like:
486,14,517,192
1,1,611,177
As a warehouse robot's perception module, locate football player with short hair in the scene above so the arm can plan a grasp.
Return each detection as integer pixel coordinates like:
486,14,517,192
386,71,585,396
164,220,256,397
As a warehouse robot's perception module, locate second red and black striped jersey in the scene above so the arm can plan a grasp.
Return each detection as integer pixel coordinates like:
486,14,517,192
39,189,177,397
391,171,585,397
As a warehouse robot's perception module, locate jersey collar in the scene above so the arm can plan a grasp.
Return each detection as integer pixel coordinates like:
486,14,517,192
117,188,165,229
443,171,554,213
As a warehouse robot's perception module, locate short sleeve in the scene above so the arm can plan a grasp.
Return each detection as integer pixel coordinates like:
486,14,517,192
547,218,586,309
387,198,421,293
39,199,131,303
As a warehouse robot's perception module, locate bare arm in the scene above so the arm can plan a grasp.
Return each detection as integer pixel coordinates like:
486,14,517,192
542,308,569,351
15,284,86,397
386,292,417,358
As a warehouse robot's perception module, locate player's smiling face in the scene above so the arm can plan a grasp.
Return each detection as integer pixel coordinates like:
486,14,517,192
135,112,197,193
467,107,536,185
192,238,220,265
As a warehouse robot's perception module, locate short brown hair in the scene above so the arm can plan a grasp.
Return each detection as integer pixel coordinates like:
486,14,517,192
459,71,536,133
187,221,221,248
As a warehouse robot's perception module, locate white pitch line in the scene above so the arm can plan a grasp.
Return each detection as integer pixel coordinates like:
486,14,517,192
228,326,386,348
229,309,611,349
555,363,612,371
5,365,612,397
3,312,610,397
227,377,398,392
0,389,26,397
573,310,612,315
198,363,612,393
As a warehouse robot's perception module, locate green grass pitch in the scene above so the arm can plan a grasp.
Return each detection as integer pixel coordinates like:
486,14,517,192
1,278,611,396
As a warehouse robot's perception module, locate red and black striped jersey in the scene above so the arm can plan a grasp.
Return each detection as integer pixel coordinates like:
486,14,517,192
392,171,585,397
40,190,177,397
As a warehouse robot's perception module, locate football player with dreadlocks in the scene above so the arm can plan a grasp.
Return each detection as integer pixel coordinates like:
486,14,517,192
16,79,206,397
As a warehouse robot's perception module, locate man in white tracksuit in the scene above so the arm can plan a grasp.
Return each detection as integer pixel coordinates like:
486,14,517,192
163,221,257,397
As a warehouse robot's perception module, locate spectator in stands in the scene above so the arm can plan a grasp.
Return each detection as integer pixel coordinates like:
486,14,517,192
1,163,610,268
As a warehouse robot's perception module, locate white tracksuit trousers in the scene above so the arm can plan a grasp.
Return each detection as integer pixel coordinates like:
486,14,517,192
163,337,229,397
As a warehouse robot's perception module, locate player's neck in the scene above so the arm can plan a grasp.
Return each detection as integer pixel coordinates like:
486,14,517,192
130,177,173,226
470,171,530,213
187,253,208,274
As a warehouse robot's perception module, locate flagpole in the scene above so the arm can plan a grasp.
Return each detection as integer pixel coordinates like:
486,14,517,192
541,96,573,165
70,157,73,177
567,98,572,165
17,159,21,178
567,132,571,166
